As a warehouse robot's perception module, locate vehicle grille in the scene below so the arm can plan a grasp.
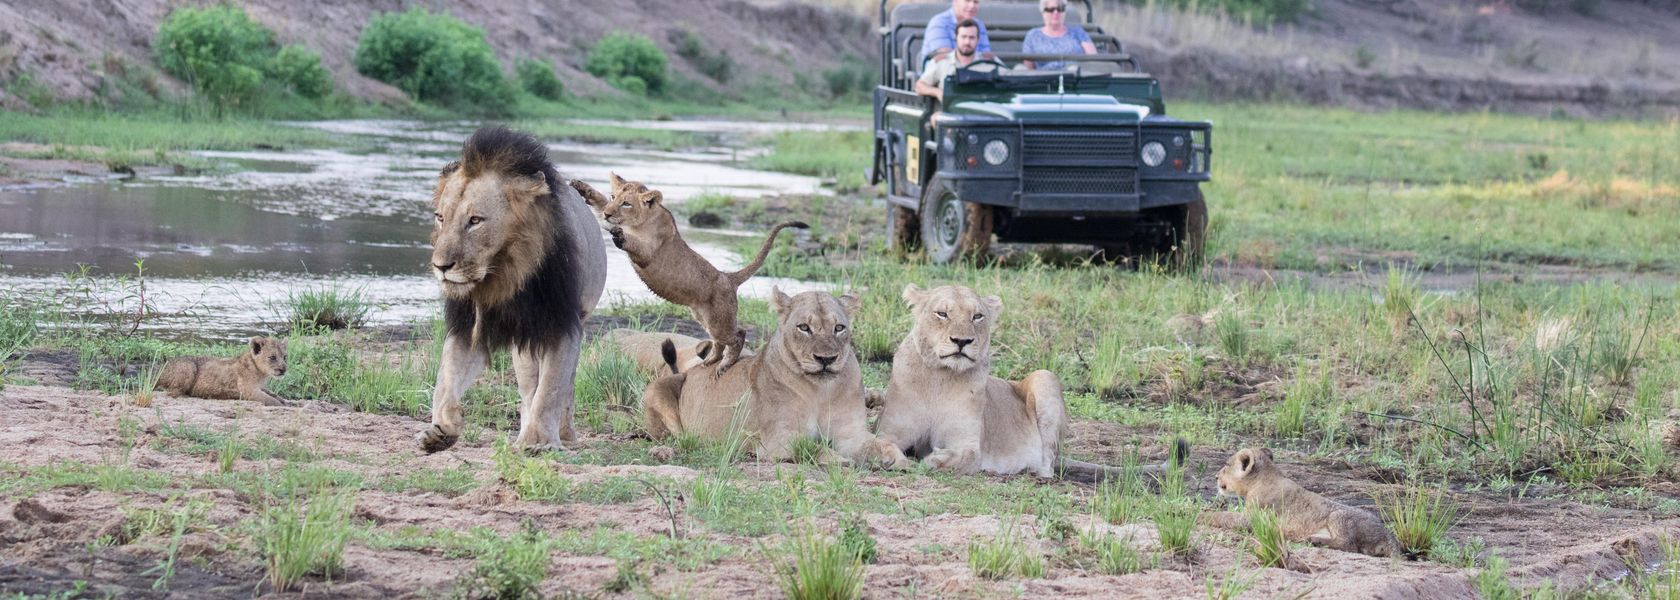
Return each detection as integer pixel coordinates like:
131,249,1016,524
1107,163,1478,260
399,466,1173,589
1021,129,1137,167
1021,128,1138,195
1023,167,1138,195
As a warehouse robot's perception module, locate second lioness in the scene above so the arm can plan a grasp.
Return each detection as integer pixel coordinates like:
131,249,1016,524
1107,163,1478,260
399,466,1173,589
572,174,805,371
639,288,901,466
874,284,1185,479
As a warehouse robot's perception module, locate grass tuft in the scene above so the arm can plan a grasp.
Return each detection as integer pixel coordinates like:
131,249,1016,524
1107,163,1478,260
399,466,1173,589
258,492,352,591
1376,486,1461,558
776,530,866,600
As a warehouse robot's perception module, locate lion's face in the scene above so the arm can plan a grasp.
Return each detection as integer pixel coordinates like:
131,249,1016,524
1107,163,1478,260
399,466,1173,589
250,336,287,378
1216,447,1275,498
429,165,551,300
770,288,861,378
902,284,1001,372
587,172,663,228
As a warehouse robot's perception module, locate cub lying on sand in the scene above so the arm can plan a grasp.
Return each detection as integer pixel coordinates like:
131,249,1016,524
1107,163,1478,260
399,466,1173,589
1211,447,1402,558
874,284,1186,479
605,328,753,375
571,174,805,372
638,288,901,466
155,337,288,405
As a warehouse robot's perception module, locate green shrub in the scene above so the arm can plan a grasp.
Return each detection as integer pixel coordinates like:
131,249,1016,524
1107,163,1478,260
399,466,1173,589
154,6,273,109
270,45,332,99
586,32,668,95
455,527,552,600
820,55,873,101
354,8,514,113
1376,486,1461,558
670,27,733,83
514,58,565,101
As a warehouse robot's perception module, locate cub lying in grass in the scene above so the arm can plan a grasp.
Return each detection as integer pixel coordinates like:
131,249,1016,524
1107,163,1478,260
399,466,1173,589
154,336,288,406
1210,447,1401,558
571,173,805,372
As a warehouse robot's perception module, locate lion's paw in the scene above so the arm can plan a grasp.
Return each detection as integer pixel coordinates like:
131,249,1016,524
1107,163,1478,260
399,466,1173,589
417,425,458,454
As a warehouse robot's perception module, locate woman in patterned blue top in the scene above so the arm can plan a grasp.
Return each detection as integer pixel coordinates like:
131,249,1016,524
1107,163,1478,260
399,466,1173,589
1021,0,1098,70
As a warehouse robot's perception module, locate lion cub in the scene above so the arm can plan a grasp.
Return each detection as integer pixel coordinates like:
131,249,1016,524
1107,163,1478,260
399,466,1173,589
155,336,288,406
1213,448,1402,558
571,174,805,371
606,328,753,376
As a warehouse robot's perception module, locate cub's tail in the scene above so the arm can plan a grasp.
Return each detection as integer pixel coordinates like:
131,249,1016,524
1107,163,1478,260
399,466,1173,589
660,339,679,375
1058,437,1190,484
727,220,809,285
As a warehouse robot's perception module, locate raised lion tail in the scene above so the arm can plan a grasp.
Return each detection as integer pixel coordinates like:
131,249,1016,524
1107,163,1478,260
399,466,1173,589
660,339,679,375
727,220,809,286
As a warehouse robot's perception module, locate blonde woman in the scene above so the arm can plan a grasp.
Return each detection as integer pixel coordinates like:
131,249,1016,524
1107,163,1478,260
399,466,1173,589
1021,0,1097,70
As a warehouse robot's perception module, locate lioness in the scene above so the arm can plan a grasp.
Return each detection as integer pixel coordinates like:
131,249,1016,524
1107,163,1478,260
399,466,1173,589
639,288,900,465
874,284,1186,479
1212,447,1402,558
605,328,749,375
155,336,287,405
419,126,608,454
571,174,805,372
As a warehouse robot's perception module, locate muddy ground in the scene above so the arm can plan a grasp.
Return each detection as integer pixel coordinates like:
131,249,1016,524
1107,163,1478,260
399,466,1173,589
2,335,1678,598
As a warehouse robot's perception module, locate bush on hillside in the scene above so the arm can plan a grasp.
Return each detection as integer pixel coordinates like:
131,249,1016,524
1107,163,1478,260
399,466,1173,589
586,32,668,95
670,27,734,83
515,58,565,101
153,6,273,109
270,45,333,99
353,8,514,113
154,6,335,111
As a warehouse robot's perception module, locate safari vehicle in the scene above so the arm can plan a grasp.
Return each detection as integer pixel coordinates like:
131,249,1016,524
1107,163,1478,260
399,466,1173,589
870,0,1212,266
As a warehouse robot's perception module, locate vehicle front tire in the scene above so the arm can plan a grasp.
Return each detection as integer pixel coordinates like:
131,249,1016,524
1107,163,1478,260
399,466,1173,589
919,176,993,265
1169,196,1207,272
887,203,920,256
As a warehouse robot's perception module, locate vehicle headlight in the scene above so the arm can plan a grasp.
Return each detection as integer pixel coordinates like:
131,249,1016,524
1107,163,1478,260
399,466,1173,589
1141,141,1167,167
982,140,1010,166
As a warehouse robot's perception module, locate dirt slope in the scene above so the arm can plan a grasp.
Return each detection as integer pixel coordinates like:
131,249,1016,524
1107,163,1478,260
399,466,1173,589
0,0,872,108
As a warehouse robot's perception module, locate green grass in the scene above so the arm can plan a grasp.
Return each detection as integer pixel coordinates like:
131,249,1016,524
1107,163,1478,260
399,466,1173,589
1376,485,1462,558
451,526,551,600
274,286,372,331
776,531,867,600
511,120,701,150
966,517,1043,580
0,111,339,162
257,491,352,591
750,129,873,192
1246,507,1290,568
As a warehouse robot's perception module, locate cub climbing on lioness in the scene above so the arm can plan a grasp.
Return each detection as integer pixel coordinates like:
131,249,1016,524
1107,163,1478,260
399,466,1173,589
873,284,1187,479
1209,447,1402,558
571,173,805,372
154,336,288,405
638,288,901,466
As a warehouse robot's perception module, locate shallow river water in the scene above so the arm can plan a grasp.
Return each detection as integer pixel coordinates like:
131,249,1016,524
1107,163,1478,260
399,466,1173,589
0,119,847,336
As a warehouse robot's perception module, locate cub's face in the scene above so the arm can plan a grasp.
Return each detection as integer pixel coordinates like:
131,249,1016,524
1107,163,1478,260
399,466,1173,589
588,172,663,228
430,164,547,299
250,336,288,378
1216,447,1275,498
902,284,1001,372
771,288,861,378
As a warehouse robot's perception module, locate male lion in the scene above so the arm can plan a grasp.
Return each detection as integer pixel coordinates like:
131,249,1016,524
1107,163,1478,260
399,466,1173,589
874,284,1186,479
1210,447,1402,558
155,336,287,405
571,174,805,372
418,126,608,454
639,288,900,465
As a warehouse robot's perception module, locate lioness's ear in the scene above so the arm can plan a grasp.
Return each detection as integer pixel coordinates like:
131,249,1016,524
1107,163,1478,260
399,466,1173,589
981,294,1003,316
837,292,862,317
641,188,663,207
250,336,264,355
901,283,925,308
770,286,792,316
1258,448,1274,463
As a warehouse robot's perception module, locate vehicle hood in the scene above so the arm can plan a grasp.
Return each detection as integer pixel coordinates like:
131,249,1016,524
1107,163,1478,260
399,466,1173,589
946,94,1151,123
